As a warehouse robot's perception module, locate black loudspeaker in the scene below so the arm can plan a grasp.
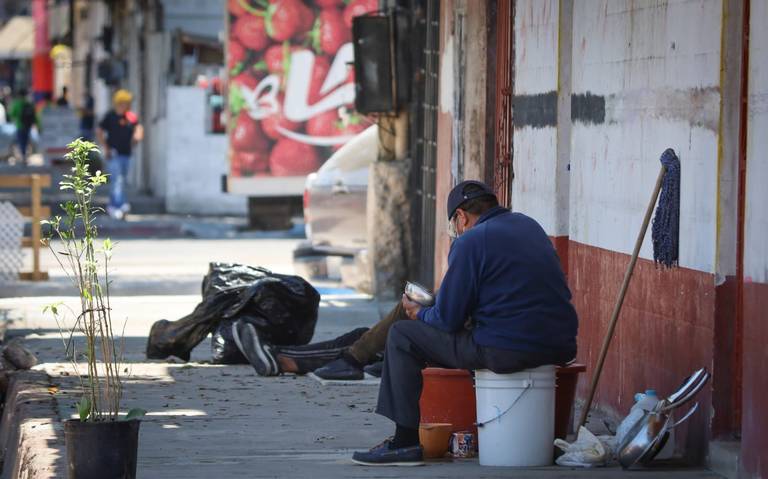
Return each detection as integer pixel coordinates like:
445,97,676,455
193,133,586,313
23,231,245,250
352,14,400,114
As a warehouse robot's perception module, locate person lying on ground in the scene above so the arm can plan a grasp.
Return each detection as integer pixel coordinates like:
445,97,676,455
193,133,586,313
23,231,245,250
231,324,374,377
349,180,579,466
231,301,400,380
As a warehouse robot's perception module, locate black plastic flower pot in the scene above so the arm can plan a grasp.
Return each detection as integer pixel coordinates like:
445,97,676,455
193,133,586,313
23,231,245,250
64,419,140,479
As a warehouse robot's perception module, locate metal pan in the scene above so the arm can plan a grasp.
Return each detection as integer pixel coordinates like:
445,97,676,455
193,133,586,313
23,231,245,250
639,403,700,465
661,371,709,412
665,368,708,406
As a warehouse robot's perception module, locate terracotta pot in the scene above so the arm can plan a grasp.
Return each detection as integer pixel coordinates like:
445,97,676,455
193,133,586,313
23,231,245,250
419,423,453,459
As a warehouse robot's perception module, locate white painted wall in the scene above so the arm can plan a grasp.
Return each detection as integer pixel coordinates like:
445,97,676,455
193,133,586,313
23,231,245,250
569,0,722,273
745,0,768,283
512,0,562,235
164,87,246,215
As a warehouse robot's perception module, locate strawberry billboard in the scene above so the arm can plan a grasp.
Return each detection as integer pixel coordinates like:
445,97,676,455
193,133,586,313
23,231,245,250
226,0,377,195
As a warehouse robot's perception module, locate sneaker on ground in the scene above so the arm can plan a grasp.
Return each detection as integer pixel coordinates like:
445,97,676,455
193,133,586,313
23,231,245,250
107,206,124,220
231,320,279,376
352,439,424,466
313,356,364,380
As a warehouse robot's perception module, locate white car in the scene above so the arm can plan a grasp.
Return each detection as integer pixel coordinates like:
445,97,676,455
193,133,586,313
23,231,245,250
293,125,377,290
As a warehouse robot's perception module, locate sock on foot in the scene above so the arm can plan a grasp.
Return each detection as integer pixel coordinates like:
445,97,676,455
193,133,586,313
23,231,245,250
390,424,420,449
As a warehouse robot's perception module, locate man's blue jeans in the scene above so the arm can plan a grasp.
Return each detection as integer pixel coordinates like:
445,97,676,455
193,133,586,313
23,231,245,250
16,127,30,158
108,153,131,210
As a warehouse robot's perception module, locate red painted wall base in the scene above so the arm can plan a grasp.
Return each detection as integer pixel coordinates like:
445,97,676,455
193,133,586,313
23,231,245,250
568,240,714,462
741,280,768,477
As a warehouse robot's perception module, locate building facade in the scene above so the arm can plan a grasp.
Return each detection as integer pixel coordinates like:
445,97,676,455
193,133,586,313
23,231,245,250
52,0,244,215
394,0,767,476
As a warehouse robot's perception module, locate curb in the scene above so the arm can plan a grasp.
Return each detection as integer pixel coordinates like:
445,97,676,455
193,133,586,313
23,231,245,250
0,371,64,479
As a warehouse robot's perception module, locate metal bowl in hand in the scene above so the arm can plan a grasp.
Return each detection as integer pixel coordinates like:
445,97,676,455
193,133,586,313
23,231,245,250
405,281,435,306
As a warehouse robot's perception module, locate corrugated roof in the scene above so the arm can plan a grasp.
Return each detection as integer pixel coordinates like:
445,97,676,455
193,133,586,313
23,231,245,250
0,17,34,60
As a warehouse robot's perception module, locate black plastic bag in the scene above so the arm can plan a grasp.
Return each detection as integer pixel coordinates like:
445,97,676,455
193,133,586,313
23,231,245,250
146,263,320,362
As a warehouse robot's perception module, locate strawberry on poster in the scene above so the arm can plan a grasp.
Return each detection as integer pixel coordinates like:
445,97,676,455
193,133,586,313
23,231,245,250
226,0,377,178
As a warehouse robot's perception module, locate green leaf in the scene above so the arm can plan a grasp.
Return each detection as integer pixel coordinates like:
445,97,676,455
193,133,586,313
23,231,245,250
228,84,246,117
265,4,276,38
348,113,363,125
124,408,147,421
282,40,291,76
77,397,91,421
252,60,268,72
309,17,321,54
239,0,265,15
230,62,245,77
43,302,61,316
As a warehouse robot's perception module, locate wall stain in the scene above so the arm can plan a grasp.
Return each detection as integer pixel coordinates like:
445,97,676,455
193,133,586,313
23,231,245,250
514,87,719,131
513,91,558,128
571,92,606,125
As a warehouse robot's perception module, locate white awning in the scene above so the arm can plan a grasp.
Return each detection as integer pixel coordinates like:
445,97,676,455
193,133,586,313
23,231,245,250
0,17,34,60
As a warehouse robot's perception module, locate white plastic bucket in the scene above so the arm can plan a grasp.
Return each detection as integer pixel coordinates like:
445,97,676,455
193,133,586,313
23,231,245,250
474,365,556,466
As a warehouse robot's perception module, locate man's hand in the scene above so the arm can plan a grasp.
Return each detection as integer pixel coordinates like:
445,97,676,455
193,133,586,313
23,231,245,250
401,294,422,320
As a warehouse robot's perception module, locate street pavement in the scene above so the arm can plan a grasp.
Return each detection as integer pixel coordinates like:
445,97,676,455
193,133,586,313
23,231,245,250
0,237,721,478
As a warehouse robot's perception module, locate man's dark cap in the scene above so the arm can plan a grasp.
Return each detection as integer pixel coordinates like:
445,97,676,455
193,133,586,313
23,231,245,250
447,180,497,220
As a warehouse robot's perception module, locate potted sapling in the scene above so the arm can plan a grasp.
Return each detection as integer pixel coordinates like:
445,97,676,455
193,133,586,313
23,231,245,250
42,139,145,479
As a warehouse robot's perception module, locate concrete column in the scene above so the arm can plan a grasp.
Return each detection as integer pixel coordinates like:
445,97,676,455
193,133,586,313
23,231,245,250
554,0,573,270
711,0,744,443
433,0,491,285
368,114,412,300
741,0,768,476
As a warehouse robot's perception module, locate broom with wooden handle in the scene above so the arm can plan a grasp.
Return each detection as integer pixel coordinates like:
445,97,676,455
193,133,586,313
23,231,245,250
577,149,680,430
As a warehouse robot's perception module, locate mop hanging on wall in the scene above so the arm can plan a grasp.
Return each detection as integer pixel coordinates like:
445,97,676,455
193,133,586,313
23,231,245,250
651,148,681,268
577,148,682,430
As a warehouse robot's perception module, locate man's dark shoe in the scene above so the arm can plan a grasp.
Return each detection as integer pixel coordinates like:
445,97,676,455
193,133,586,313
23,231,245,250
363,360,384,378
352,439,424,466
231,320,279,376
313,356,364,380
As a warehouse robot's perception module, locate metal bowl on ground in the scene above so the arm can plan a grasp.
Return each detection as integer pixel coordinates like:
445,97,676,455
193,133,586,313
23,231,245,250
405,281,435,306
618,411,670,469
618,368,710,469
618,403,700,469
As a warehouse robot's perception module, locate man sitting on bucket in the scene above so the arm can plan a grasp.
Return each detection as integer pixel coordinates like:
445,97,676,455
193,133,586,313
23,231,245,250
351,180,579,466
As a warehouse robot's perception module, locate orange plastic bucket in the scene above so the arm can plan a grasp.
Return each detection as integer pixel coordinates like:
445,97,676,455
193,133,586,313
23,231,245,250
419,368,477,434
419,364,586,439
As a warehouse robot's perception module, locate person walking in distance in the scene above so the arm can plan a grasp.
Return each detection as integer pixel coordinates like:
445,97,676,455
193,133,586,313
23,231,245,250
8,88,36,164
96,89,143,220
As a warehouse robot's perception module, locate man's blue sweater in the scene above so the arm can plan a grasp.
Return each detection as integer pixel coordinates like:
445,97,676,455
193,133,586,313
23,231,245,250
418,206,578,354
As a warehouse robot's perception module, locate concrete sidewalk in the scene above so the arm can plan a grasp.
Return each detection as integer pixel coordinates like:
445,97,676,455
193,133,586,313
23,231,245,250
0,238,721,478
2,299,724,479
